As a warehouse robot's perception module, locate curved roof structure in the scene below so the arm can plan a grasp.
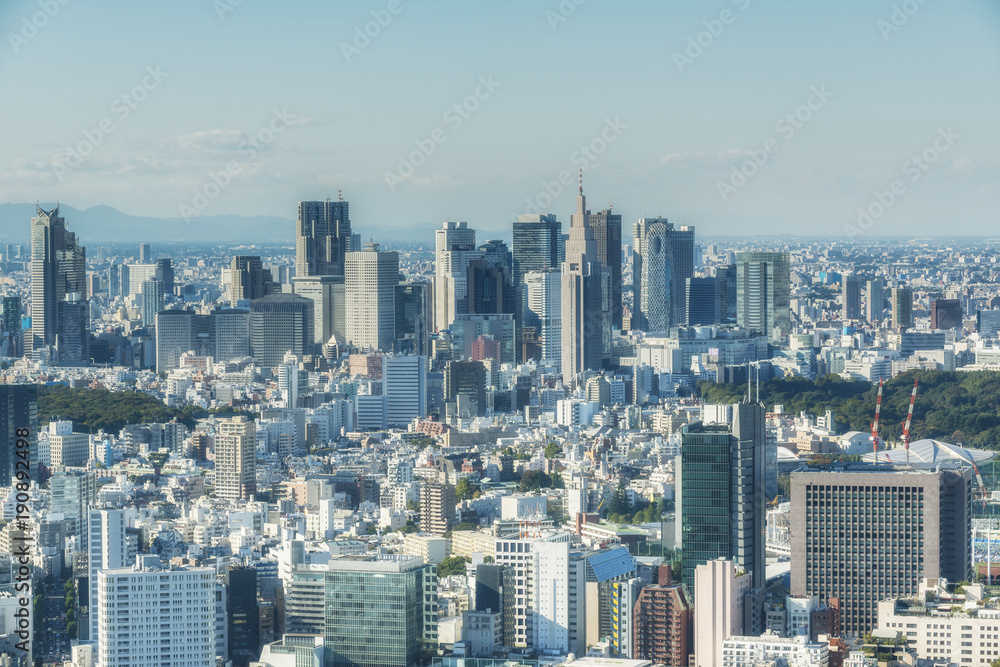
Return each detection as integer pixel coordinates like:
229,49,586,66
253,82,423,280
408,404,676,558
861,438,996,467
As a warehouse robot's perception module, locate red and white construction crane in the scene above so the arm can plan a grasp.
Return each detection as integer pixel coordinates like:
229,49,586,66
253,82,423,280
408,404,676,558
870,378,884,463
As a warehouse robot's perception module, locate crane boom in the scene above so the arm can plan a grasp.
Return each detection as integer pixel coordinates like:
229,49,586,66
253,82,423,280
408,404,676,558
902,378,919,466
871,378,884,462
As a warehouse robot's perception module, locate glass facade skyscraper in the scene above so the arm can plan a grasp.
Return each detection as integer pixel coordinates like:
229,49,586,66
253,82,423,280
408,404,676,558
324,555,437,667
297,199,352,277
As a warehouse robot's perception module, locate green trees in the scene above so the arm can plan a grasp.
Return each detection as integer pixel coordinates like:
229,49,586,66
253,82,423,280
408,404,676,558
437,556,470,578
455,478,475,501
544,441,562,459
518,469,563,492
38,385,192,432
699,370,1000,448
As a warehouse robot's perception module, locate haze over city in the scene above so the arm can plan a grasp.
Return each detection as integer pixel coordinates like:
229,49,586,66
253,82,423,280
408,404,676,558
2,0,999,240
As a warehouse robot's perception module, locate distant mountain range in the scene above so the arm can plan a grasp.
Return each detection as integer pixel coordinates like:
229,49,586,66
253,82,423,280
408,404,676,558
0,203,295,245
0,203,485,246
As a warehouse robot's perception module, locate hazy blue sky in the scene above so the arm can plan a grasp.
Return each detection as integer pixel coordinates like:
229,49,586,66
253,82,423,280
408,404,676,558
2,0,998,239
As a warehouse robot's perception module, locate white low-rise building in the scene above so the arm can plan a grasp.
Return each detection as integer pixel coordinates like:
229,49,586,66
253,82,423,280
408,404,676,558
721,632,829,667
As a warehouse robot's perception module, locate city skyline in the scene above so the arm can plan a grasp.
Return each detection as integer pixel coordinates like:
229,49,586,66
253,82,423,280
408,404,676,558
1,0,999,241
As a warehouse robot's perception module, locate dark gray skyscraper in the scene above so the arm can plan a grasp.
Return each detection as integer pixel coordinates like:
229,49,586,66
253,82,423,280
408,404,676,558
0,385,38,486
513,214,561,291
139,242,151,263
296,199,351,277
589,205,623,329
155,258,174,296
230,256,275,303
685,277,721,326
29,205,87,361
670,225,695,323
842,274,862,320
249,294,314,366
680,401,766,603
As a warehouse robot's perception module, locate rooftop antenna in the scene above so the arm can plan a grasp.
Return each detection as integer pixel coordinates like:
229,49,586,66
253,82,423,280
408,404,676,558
579,168,583,195
338,189,343,203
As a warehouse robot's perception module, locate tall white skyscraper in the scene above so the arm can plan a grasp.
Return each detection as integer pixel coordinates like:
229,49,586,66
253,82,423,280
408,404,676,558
88,508,138,644
345,243,399,352
215,416,256,501
523,269,561,369
96,555,215,667
434,221,481,331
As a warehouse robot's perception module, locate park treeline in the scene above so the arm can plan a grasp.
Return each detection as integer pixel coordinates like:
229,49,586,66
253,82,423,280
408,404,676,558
698,370,1000,449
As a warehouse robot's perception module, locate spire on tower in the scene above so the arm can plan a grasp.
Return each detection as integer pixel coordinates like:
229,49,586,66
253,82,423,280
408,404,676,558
578,168,583,195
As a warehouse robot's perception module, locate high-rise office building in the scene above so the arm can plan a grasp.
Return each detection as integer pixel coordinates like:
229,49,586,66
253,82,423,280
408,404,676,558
226,565,260,667
451,313,516,366
930,298,962,331
249,294,314,366
345,243,399,352
445,360,487,417
561,179,611,387
523,269,561,368
718,264,737,323
589,205,623,329
29,205,87,360
141,277,164,327
1,296,21,357
96,556,214,667
842,274,862,320
680,402,766,597
633,217,675,331
293,275,346,347
384,355,427,426
296,199,351,277
215,416,257,501
0,385,38,487
434,221,480,331
866,278,885,323
230,255,275,303
736,251,791,343
138,242,151,263
686,277,722,326
154,257,174,296
156,308,250,372
50,469,96,545
394,281,432,357
468,241,513,316
420,480,457,535
324,555,437,667
513,213,561,320
790,467,972,635
891,286,914,330
693,559,751,667
56,293,89,365
671,225,696,323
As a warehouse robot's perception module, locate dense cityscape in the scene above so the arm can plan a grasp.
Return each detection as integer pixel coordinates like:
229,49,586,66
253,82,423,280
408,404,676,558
2,190,1000,667
3,2,999,667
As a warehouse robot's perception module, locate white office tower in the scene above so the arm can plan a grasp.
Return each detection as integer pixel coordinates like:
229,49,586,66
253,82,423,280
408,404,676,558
434,221,481,331
384,355,428,425
96,555,215,667
214,416,257,501
277,353,298,408
523,269,562,369
694,559,751,667
50,470,97,544
88,509,138,645
345,243,399,351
